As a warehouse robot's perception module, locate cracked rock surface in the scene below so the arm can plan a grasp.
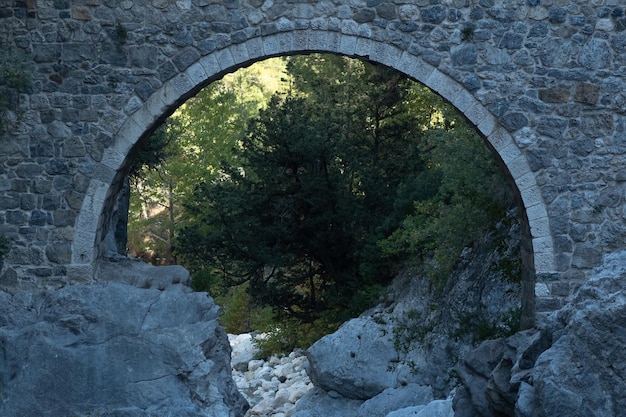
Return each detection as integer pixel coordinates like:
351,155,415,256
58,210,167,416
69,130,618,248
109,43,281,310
0,280,248,417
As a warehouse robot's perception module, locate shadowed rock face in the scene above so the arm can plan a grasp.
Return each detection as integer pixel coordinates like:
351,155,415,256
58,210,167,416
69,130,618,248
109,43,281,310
296,219,520,417
0,271,248,417
455,251,626,417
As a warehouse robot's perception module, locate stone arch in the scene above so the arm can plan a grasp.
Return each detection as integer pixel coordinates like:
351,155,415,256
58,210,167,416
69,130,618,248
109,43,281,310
71,30,553,325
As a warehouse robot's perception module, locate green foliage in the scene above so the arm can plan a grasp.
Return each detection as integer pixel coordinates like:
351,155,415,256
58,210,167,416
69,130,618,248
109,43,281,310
114,21,128,44
216,282,274,334
391,309,434,354
461,25,475,42
127,61,287,264
492,217,523,283
380,115,513,287
455,307,521,343
177,55,431,324
0,48,32,92
131,53,514,354
252,315,340,358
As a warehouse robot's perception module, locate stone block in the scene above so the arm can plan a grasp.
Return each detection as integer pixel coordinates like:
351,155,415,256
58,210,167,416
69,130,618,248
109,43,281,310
6,210,27,225
0,195,20,210
45,242,72,264
451,44,477,66
15,163,44,179
549,281,572,297
214,46,236,70
20,194,37,211
396,52,434,84
52,209,75,227
535,296,562,312
538,88,570,103
571,244,602,269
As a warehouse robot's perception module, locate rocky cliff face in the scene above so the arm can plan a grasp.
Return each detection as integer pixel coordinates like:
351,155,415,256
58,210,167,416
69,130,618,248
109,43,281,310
3,223,625,417
299,219,626,417
456,250,626,417
0,260,248,417
296,216,522,416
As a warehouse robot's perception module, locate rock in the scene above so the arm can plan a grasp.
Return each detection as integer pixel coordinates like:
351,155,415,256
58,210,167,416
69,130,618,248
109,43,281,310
451,386,480,417
306,316,401,399
455,250,626,417
386,399,453,417
356,384,433,417
230,342,314,417
292,387,363,417
94,257,191,289
454,338,508,417
454,329,552,417
514,382,537,417
229,333,259,371
527,251,626,417
0,282,248,416
306,214,522,403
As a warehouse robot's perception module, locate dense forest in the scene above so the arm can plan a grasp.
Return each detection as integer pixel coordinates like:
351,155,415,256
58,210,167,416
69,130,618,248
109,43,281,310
128,54,513,354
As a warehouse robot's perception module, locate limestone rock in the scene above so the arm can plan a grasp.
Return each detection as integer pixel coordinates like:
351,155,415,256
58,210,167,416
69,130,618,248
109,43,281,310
306,215,522,403
528,251,626,417
455,251,626,417
229,333,258,371
386,400,453,417
230,343,313,417
306,317,401,399
356,384,433,417
94,257,191,289
0,282,247,417
453,328,552,417
292,387,363,417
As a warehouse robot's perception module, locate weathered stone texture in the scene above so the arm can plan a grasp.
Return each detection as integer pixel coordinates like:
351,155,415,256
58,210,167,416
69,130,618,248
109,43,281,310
0,275,248,416
456,250,626,417
1,0,626,313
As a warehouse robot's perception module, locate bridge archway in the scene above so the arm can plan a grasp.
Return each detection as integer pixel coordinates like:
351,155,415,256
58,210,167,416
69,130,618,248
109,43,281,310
71,31,552,327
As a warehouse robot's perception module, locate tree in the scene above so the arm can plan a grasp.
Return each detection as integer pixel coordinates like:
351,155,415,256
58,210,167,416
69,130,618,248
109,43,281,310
177,56,440,323
380,110,513,286
140,54,513,353
127,60,288,263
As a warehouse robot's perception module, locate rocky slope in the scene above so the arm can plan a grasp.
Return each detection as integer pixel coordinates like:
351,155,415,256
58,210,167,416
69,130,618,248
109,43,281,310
298,214,522,411
3,219,625,417
291,220,626,417
456,250,626,417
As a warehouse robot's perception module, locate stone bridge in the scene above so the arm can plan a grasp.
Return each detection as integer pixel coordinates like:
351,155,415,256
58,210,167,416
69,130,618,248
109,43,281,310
1,0,626,326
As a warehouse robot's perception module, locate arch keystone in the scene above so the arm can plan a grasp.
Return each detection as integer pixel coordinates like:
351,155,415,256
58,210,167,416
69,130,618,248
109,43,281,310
307,30,341,52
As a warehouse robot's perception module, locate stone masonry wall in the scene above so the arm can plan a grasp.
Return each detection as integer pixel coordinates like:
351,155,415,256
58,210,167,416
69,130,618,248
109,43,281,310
1,0,626,316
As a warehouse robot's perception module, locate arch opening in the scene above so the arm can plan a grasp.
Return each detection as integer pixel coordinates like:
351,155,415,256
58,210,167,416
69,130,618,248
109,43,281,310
72,32,554,329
